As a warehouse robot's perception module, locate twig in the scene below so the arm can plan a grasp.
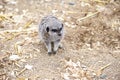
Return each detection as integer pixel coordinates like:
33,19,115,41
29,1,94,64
100,63,111,71
17,64,33,76
94,0,109,4
17,68,26,76
0,15,15,23
0,27,37,33
97,63,111,76
77,12,99,22
23,19,33,28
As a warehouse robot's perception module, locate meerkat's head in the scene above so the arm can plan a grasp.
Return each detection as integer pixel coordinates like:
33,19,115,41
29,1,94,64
45,19,64,37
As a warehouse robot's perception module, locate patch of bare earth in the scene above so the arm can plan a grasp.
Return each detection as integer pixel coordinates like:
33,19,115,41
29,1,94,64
0,0,120,80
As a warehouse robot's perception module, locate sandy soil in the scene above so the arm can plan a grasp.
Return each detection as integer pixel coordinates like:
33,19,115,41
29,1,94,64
0,0,120,80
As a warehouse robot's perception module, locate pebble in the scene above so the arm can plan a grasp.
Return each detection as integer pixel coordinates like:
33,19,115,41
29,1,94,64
68,2,75,5
100,74,107,79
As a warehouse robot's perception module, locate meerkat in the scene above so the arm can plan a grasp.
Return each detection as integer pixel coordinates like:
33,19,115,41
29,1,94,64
39,15,64,55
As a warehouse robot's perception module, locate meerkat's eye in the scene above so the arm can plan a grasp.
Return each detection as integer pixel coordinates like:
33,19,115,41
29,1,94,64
62,24,63,27
52,29,57,32
46,27,49,32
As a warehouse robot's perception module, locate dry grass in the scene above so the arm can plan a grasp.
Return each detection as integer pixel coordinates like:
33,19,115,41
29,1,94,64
0,0,120,80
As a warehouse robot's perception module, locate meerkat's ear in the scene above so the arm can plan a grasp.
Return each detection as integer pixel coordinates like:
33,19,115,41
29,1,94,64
46,27,49,32
62,23,63,27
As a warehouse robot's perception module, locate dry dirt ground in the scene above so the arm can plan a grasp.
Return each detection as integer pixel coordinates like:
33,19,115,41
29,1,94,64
0,0,120,80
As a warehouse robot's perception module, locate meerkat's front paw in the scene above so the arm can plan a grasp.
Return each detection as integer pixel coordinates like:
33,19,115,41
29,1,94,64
59,44,65,50
59,44,63,49
48,52,52,55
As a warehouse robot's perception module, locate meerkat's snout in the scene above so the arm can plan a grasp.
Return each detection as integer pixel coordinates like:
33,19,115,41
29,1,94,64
58,33,61,36
39,15,64,55
58,31,62,36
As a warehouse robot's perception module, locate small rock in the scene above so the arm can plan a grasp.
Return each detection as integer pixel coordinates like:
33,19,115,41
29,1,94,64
100,74,107,79
68,2,75,5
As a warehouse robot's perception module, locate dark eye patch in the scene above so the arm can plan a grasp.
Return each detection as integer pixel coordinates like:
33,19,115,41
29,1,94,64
46,27,49,32
51,24,63,32
52,29,57,32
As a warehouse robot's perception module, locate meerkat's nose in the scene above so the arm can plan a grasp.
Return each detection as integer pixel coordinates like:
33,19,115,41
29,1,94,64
58,33,61,36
